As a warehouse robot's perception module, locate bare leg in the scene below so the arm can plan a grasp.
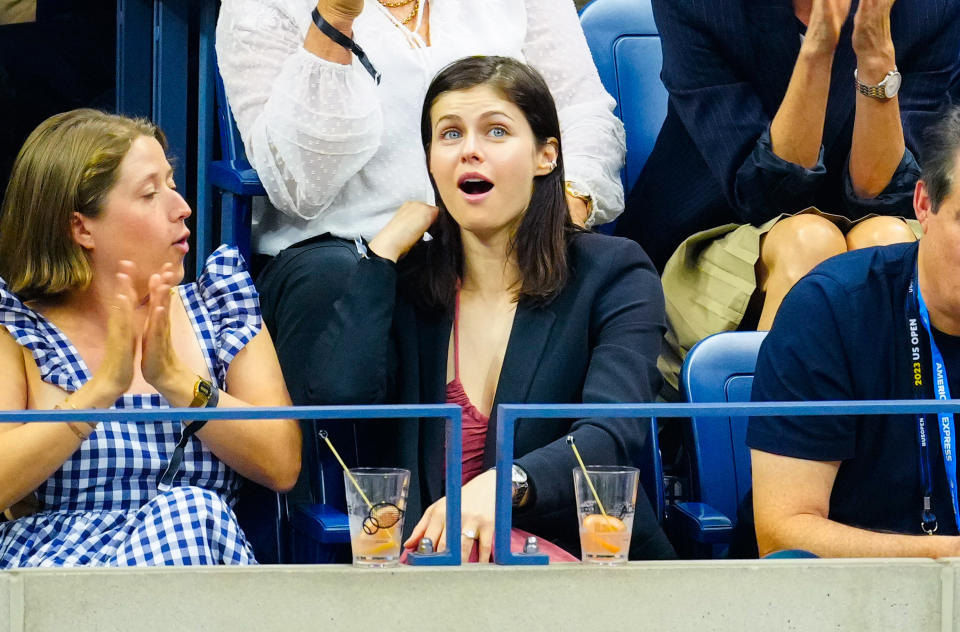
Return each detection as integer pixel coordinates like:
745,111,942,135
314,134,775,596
756,214,846,330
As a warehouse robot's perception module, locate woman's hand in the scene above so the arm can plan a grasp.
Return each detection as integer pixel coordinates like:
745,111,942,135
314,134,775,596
93,262,138,400
141,263,194,403
804,0,853,56
851,0,896,73
566,192,589,228
368,202,439,263
404,469,498,562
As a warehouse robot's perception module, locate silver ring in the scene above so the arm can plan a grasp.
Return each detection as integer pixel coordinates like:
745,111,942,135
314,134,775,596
461,528,478,540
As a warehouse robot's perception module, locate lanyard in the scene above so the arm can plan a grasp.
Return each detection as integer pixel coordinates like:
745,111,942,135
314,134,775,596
906,263,960,534
158,420,208,492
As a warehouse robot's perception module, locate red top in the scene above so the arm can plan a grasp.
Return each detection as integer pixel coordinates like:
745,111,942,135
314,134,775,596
445,289,489,485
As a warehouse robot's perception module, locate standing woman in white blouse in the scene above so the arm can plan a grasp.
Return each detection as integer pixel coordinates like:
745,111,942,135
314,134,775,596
215,0,625,431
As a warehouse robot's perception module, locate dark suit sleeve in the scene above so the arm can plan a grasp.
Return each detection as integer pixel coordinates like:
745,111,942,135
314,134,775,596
306,257,399,405
515,239,666,515
653,0,826,225
839,1,960,218
747,274,858,461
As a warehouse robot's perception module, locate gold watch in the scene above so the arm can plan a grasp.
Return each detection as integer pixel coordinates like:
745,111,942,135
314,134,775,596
189,376,219,408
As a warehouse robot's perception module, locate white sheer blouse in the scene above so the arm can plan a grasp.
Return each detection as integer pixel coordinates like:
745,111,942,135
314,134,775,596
216,0,626,255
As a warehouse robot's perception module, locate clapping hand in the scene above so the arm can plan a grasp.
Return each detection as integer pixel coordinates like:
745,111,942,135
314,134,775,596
141,263,186,392
95,261,138,399
851,0,896,63
93,260,192,404
805,0,854,55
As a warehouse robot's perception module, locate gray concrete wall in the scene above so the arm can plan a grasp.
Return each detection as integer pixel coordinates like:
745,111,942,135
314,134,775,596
1,559,956,632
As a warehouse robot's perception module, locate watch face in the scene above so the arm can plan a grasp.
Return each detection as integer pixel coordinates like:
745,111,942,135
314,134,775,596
884,71,902,98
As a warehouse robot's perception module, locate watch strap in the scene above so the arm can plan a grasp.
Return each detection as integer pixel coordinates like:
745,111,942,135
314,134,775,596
854,68,898,100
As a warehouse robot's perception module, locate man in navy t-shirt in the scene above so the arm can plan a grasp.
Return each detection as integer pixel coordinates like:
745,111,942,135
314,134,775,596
748,106,960,557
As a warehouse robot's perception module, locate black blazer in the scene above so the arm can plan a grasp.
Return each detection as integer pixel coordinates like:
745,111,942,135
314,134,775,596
311,232,675,559
616,0,960,269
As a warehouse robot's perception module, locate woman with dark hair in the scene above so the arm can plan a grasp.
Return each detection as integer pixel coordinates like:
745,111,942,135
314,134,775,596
313,56,674,562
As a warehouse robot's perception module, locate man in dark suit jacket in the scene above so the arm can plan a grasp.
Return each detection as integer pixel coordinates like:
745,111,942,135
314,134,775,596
616,0,960,271
310,231,676,560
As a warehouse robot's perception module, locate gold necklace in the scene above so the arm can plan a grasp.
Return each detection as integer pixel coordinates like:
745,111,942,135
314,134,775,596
378,0,415,7
397,0,418,25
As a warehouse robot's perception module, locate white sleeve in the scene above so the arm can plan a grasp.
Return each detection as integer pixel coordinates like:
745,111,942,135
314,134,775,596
522,0,626,227
215,0,383,221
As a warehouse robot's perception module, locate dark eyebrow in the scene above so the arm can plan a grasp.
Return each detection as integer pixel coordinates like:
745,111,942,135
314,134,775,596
480,110,515,121
434,114,462,128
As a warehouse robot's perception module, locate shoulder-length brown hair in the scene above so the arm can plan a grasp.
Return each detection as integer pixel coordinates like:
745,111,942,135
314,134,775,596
0,109,165,300
401,56,576,314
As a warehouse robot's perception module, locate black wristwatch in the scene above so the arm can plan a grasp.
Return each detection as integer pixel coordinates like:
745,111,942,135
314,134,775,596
511,464,530,508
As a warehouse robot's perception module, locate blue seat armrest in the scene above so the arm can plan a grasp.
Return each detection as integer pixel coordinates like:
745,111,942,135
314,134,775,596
209,160,267,197
669,501,734,545
290,503,351,544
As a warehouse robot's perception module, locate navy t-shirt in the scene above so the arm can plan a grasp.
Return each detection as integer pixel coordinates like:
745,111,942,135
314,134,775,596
748,241,960,536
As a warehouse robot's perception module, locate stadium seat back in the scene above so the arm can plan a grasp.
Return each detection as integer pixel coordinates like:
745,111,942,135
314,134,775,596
579,0,667,198
208,61,265,263
676,331,766,553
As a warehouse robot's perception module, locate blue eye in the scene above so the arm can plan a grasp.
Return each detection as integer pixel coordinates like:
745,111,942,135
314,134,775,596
441,129,462,140
489,126,507,138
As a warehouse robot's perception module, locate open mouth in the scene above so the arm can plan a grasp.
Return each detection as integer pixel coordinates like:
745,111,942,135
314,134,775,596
458,174,494,196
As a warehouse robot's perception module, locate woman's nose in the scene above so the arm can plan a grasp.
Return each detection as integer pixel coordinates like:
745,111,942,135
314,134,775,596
459,132,482,163
171,189,192,221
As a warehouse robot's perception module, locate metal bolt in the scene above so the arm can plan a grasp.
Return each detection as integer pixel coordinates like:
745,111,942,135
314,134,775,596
523,536,539,554
417,537,435,555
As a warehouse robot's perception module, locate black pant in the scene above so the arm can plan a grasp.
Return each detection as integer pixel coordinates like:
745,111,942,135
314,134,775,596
255,235,363,508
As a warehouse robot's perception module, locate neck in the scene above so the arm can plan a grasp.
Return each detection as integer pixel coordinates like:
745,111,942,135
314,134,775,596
40,274,149,332
918,241,960,336
459,229,520,298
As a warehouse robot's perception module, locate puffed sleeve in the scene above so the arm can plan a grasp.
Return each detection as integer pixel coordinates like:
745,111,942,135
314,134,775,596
522,0,626,227
195,245,263,386
0,279,81,392
216,0,383,221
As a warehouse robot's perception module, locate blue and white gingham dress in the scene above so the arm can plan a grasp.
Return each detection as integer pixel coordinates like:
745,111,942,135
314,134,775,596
0,246,262,567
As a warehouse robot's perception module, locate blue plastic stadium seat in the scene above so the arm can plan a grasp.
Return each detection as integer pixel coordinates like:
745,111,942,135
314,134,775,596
672,331,767,557
579,0,668,208
209,63,265,264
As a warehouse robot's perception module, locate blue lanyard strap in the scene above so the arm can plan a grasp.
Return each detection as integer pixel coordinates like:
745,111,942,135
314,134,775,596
907,262,959,534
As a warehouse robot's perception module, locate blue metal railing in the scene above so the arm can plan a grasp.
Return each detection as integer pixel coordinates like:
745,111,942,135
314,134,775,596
10,400,960,565
11,404,462,567
493,400,960,565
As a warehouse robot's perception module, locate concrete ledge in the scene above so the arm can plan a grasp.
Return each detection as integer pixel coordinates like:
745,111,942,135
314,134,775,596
0,560,950,632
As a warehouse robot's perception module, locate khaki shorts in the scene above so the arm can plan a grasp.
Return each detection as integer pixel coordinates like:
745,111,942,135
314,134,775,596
659,207,921,393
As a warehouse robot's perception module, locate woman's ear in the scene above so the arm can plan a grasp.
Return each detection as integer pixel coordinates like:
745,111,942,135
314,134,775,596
535,138,559,176
71,212,96,251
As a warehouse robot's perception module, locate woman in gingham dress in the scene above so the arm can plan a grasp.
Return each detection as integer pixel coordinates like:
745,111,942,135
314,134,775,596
0,110,301,567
